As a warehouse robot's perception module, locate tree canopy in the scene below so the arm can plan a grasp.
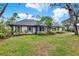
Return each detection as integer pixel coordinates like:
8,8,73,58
41,16,54,32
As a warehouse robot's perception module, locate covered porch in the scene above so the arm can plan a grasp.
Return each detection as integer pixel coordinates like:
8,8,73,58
11,25,47,35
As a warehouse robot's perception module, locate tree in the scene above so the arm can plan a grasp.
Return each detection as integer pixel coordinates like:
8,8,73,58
41,16,53,33
0,3,8,17
61,18,74,31
6,13,18,25
0,3,21,17
65,4,79,35
50,3,79,35
0,20,11,39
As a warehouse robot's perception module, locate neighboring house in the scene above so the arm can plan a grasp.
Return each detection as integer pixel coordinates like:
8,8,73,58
52,22,64,31
10,19,47,35
76,19,79,34
65,23,74,32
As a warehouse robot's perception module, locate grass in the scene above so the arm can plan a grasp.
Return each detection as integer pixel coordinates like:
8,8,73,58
0,32,79,56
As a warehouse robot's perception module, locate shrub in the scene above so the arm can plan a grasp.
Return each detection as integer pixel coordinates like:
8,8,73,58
47,31,56,35
5,26,12,37
0,33,6,39
56,31,65,34
38,31,56,35
0,23,12,39
38,32,47,35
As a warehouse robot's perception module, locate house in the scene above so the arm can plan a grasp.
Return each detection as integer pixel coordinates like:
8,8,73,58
10,19,64,35
76,19,79,34
52,22,64,31
10,19,47,35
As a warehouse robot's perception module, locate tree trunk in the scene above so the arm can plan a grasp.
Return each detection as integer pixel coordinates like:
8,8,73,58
74,23,78,35
0,3,8,17
74,16,78,35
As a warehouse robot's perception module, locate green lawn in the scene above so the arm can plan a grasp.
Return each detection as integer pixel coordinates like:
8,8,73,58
0,32,79,56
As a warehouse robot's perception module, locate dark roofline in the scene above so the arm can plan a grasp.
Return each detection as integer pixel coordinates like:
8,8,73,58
9,19,46,26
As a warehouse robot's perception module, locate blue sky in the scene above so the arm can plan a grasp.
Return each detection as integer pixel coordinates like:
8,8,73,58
2,3,70,23
3,3,52,17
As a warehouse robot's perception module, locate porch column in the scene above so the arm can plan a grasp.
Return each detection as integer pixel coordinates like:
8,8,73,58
11,26,15,35
13,26,16,32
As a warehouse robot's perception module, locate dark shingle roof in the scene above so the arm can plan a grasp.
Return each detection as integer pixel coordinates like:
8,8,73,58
10,19,62,27
10,19,45,26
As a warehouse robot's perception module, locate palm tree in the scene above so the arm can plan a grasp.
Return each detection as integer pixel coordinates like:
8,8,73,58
6,13,18,25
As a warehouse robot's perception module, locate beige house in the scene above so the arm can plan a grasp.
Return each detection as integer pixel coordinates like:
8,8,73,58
10,19,47,35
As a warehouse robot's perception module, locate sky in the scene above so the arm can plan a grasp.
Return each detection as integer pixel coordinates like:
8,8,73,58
1,3,70,24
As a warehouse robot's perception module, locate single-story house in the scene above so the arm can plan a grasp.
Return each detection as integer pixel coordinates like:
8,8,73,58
52,22,64,31
76,21,79,34
10,19,64,35
10,19,47,35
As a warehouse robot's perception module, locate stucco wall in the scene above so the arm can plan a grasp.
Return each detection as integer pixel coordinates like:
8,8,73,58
22,26,28,33
12,26,47,35
20,26,36,34
13,26,15,32
32,27,36,33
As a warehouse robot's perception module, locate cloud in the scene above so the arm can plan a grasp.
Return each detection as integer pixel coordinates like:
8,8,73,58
18,13,33,19
52,8,69,22
25,3,49,12
18,13,27,18
18,13,40,20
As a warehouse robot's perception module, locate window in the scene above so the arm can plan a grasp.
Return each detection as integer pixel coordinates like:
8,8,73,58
28,26,32,32
41,26,44,31
39,26,44,31
29,27,31,31
15,26,22,33
39,27,41,31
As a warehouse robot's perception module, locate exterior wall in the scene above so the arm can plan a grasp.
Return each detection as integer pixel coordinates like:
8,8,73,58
12,25,47,35
44,26,47,32
32,27,36,33
59,28,62,31
12,26,22,35
13,26,15,32
37,27,40,33
52,26,63,31
77,23,79,34
37,26,47,33
22,26,28,34
78,29,79,34
21,26,36,34
12,26,17,35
